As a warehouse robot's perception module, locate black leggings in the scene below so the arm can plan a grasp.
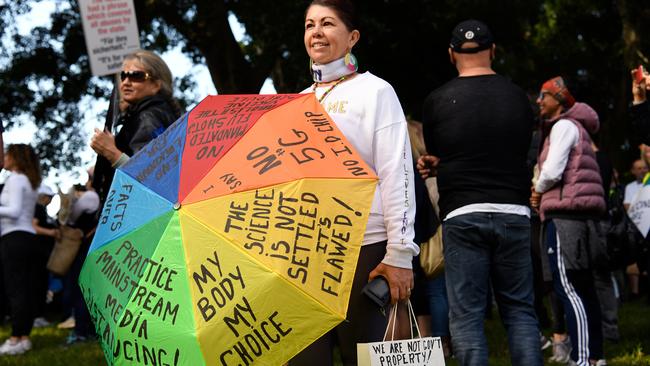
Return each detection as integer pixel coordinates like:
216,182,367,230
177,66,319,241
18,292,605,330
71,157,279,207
1,231,39,337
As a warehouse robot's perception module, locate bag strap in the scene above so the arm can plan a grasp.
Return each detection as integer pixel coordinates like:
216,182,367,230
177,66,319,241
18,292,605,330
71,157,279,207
382,300,422,341
407,300,423,339
383,303,399,341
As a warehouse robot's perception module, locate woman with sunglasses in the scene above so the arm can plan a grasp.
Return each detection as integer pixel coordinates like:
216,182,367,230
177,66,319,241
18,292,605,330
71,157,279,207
91,50,181,182
291,1,417,364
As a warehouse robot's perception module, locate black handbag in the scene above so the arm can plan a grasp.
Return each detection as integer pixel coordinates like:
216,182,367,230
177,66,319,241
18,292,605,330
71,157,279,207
605,180,636,269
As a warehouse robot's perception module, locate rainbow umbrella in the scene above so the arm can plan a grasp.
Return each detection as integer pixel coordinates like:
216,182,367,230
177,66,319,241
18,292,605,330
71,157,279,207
79,94,378,365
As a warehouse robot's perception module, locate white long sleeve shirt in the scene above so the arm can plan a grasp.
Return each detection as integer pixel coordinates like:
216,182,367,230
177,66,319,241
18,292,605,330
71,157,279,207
304,72,419,268
535,119,580,194
0,172,37,236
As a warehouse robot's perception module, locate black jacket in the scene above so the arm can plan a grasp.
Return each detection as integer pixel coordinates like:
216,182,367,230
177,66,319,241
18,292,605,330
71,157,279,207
115,95,180,156
94,94,180,203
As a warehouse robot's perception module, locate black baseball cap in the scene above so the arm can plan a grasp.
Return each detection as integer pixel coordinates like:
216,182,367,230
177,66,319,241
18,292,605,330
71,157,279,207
450,19,494,54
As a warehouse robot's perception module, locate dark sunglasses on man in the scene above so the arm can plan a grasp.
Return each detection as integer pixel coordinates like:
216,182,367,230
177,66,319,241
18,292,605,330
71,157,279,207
120,70,152,82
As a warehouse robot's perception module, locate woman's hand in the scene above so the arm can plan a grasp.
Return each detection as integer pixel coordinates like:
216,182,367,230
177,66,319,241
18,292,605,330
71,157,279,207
91,128,122,164
530,187,541,211
369,263,414,304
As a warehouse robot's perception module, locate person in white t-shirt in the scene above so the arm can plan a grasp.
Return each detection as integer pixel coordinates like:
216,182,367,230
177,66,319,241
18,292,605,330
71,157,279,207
0,144,41,355
623,158,648,301
623,159,648,210
291,1,418,364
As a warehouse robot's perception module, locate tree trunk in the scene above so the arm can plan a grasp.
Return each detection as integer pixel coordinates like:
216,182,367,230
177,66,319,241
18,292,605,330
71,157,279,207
159,1,276,94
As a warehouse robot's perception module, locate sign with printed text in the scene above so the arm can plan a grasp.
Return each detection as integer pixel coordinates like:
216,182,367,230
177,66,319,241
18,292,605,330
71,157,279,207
628,173,650,238
358,337,446,366
78,0,140,76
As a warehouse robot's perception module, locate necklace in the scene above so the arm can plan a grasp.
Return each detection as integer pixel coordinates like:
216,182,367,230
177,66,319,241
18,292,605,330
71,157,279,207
313,75,347,103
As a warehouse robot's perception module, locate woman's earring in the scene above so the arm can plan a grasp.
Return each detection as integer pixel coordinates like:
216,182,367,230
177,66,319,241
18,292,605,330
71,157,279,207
310,59,322,82
344,52,358,72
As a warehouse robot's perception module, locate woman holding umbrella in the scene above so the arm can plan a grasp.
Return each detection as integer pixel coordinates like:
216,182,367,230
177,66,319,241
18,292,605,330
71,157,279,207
292,0,418,364
84,50,180,343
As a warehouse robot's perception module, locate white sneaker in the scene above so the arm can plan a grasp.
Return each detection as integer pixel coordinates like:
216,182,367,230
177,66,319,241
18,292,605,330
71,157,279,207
549,336,571,363
20,339,32,351
0,338,28,355
33,317,51,328
57,316,75,329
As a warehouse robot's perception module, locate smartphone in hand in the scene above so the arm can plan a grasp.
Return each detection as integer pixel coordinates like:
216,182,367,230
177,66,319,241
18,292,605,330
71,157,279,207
362,276,390,308
635,65,645,84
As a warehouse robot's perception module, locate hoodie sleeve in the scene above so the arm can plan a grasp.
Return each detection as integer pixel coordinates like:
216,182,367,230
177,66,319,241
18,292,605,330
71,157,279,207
0,174,26,219
535,120,579,193
371,86,419,269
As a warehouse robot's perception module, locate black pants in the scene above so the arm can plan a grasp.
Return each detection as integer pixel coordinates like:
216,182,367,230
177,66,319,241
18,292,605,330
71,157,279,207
34,237,53,317
0,231,38,337
64,237,93,337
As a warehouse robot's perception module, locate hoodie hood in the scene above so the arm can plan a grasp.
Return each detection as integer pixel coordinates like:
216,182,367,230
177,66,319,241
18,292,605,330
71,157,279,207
544,102,600,135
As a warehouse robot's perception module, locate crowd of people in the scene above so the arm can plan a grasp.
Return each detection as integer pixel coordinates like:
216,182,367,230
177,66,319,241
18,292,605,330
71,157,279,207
413,18,650,366
0,0,648,365
0,49,180,356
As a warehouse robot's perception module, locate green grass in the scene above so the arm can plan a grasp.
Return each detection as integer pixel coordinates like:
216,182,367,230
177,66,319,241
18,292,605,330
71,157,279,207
0,301,648,365
443,300,650,366
0,326,105,365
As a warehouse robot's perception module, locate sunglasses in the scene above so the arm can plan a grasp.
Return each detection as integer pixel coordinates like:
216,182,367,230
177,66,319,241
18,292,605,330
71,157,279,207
120,70,152,82
537,91,550,100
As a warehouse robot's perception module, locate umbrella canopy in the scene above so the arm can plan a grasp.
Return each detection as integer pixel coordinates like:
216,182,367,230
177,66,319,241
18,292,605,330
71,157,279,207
80,93,378,365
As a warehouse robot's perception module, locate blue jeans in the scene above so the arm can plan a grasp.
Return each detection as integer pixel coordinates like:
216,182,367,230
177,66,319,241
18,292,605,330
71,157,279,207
443,213,542,366
425,275,450,337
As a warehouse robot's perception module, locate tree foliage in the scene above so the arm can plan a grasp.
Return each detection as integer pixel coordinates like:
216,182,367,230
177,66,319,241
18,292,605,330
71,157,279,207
0,0,649,173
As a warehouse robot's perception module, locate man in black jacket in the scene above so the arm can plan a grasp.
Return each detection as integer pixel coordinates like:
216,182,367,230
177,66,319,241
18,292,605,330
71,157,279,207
417,20,541,366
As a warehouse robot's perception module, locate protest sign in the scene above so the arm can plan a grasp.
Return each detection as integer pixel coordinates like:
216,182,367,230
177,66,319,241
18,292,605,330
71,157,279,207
78,0,140,76
357,302,446,366
358,337,446,366
628,173,650,238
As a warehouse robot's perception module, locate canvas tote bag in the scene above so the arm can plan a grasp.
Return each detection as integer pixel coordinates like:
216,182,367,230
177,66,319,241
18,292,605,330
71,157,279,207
46,225,83,276
357,301,445,366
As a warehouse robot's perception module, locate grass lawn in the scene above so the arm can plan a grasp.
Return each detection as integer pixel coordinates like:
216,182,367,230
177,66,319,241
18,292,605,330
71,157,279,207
0,326,105,366
0,301,648,365
444,300,650,366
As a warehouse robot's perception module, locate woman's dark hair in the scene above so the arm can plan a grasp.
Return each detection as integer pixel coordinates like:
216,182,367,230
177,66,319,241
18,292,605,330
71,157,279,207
6,144,41,189
307,0,358,31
